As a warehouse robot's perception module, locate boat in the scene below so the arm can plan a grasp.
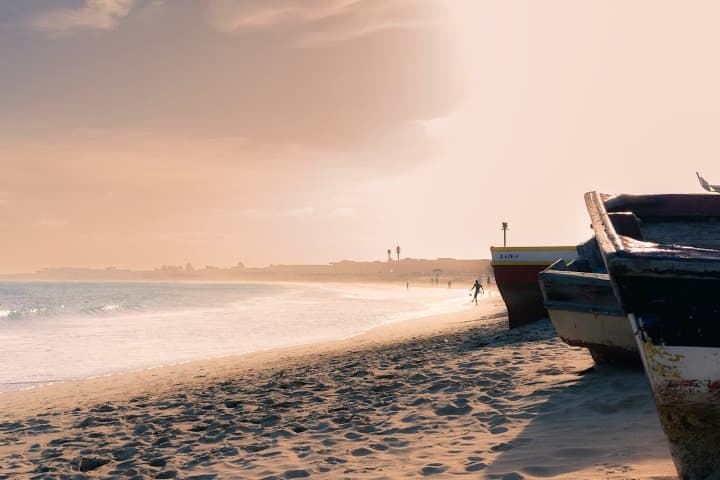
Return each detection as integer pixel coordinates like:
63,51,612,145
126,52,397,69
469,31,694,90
586,191,720,479
538,237,639,365
490,245,577,328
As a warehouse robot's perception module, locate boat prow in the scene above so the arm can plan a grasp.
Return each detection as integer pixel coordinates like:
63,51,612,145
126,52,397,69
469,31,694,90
539,238,639,366
491,245,577,329
586,191,720,478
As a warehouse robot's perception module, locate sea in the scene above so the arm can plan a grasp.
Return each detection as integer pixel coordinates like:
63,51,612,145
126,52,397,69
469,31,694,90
0,281,470,392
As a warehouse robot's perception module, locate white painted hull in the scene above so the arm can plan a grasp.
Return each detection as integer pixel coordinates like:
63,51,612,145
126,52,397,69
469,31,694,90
631,314,720,402
631,313,720,479
548,308,637,364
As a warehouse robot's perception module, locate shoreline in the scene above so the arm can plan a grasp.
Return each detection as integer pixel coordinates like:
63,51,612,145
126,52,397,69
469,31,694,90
0,281,490,398
0,295,677,479
0,295,506,419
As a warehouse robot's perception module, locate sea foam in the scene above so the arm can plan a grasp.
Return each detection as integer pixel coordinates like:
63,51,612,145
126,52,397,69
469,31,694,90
0,281,470,392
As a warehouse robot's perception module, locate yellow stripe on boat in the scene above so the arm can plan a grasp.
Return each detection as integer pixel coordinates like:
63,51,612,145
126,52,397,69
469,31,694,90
492,261,563,266
490,246,576,252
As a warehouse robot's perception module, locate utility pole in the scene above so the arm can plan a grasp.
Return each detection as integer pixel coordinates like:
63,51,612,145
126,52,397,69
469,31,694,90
501,222,508,247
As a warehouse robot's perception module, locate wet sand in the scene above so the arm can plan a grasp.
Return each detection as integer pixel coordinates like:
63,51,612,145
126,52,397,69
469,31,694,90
0,295,677,479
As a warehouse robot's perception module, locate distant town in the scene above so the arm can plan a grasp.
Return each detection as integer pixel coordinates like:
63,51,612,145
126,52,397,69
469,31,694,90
0,258,493,285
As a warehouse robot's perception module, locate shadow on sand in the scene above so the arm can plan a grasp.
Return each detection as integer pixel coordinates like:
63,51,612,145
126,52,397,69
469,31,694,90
484,357,677,479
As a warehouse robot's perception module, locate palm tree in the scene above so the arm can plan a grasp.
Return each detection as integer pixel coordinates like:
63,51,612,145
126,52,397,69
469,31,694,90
387,249,392,262
396,245,401,262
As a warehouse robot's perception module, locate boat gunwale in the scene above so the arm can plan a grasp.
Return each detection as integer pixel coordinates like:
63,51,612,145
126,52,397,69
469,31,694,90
539,264,610,285
490,246,576,252
540,263,623,316
585,191,720,278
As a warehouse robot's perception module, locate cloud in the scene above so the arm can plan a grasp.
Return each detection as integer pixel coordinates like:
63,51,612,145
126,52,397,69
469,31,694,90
30,0,135,33
208,0,360,32
208,0,440,46
298,18,433,47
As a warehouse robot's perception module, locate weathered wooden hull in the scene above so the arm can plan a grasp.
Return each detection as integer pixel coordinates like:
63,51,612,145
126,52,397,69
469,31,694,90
546,308,637,365
539,263,639,365
491,246,577,329
631,312,720,480
586,191,720,479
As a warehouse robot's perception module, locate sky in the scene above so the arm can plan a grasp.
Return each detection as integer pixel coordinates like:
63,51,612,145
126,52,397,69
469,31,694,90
2,0,720,273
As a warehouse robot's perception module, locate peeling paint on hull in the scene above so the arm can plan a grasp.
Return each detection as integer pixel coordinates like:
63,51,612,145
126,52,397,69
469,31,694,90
633,314,720,479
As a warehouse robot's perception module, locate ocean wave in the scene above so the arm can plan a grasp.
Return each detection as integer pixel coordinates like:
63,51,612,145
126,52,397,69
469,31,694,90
0,281,470,393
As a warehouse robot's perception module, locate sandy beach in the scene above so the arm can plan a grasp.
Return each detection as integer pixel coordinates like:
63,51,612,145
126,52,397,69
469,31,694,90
0,294,678,479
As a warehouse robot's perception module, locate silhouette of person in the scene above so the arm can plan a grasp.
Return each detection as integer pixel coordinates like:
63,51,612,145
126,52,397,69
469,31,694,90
470,280,484,304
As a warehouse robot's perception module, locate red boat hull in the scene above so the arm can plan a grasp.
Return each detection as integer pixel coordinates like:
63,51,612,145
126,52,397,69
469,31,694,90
491,246,577,329
493,264,550,328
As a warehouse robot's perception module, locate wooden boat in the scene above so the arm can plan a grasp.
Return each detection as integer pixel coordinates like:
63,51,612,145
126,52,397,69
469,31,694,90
539,238,639,365
586,191,720,479
490,246,577,328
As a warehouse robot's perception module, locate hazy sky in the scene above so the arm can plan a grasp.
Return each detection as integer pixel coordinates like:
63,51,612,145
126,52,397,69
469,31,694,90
2,0,720,272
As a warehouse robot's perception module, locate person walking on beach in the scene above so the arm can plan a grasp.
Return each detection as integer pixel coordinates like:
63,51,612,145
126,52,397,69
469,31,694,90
469,279,484,305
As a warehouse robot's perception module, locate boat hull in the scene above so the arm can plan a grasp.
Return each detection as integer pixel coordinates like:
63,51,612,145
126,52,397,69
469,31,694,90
546,308,637,365
493,263,549,328
491,246,577,329
585,191,720,478
631,314,720,479
539,262,639,365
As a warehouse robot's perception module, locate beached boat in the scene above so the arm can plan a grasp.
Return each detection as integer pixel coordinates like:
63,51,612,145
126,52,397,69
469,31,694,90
491,245,577,329
539,238,638,365
586,191,720,479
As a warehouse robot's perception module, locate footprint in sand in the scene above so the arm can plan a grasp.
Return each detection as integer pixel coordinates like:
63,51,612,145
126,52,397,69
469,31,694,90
421,463,448,475
434,403,472,416
344,432,366,441
400,413,426,423
383,437,410,448
466,461,487,472
325,456,347,464
284,469,310,479
489,426,508,434
490,442,513,452
351,447,374,456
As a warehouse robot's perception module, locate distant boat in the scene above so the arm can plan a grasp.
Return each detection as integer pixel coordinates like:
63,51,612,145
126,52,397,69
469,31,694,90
539,238,639,365
586,191,720,479
696,171,720,193
491,245,577,329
